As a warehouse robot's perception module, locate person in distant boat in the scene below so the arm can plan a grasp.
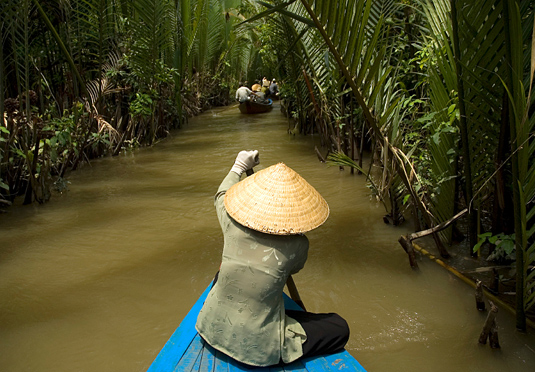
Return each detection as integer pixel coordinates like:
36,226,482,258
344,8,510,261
262,77,270,94
196,150,349,367
235,83,257,103
269,79,279,98
251,83,266,103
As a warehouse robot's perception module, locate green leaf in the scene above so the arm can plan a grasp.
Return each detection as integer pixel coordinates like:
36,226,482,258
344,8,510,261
488,235,499,245
243,1,315,28
473,232,492,253
499,238,515,255
432,132,441,145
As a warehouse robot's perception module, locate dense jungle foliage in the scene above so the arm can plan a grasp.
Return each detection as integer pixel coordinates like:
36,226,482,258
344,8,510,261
1,0,534,329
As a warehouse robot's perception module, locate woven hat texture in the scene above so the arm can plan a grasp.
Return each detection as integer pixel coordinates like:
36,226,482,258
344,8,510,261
224,163,329,235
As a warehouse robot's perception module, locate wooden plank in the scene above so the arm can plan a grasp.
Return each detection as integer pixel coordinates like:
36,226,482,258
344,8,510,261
281,359,307,372
302,355,333,371
283,293,367,371
147,284,212,372
148,283,368,372
228,356,257,371
191,353,202,371
198,341,216,372
183,345,203,372
174,334,204,372
324,351,367,371
214,350,230,372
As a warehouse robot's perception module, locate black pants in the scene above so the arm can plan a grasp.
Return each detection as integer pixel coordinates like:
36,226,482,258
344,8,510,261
286,309,350,358
211,271,349,359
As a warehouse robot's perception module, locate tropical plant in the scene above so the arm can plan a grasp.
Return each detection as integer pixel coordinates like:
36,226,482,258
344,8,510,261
1,0,259,206
255,0,449,246
414,0,459,245
440,0,534,331
499,0,535,331
250,0,534,330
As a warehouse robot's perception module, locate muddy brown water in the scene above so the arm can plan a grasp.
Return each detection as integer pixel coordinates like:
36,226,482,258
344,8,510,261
1,103,535,372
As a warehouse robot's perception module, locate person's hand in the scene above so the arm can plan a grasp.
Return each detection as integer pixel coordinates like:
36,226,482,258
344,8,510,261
231,150,260,176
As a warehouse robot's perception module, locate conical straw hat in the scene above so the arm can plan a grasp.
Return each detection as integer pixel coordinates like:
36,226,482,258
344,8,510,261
224,163,329,235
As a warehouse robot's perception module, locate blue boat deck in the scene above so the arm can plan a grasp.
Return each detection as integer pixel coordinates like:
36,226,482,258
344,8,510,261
147,284,367,371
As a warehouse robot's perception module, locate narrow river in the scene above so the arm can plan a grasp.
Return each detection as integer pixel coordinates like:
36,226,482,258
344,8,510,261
1,103,534,372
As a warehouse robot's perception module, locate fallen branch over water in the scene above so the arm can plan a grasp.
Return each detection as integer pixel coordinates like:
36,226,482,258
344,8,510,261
315,146,326,163
399,207,468,269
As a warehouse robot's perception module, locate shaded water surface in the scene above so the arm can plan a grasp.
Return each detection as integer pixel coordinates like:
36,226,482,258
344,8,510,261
1,103,535,371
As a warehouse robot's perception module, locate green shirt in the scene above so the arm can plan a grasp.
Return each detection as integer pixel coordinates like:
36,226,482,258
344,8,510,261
196,171,308,366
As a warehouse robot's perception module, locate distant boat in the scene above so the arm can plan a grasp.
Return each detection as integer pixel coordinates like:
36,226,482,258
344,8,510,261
147,282,368,371
239,98,273,114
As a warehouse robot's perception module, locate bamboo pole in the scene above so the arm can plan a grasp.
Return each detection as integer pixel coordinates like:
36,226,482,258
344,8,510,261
398,207,469,268
413,243,535,330
405,208,467,241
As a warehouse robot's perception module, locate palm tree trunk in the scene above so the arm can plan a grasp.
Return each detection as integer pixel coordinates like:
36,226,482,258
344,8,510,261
0,25,4,130
450,0,478,256
502,0,526,332
491,91,513,238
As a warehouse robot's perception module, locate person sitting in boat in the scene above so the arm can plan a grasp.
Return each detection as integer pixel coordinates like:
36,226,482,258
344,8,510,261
269,79,279,99
251,83,266,103
196,150,349,367
262,77,270,94
235,83,257,103
252,82,262,92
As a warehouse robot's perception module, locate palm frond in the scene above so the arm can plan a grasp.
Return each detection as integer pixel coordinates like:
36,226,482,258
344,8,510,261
239,1,315,28
415,0,458,242
130,0,175,85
